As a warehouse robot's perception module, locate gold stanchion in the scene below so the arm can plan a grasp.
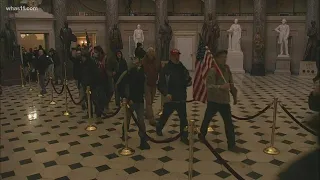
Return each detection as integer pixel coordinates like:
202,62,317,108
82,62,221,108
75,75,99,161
85,86,97,131
28,63,32,91
208,126,215,132
37,71,43,97
188,120,195,180
264,97,280,155
48,77,56,105
157,94,164,116
63,79,70,116
20,65,24,87
118,98,135,156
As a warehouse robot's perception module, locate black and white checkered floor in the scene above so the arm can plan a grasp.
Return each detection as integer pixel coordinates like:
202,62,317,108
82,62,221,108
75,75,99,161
0,74,318,180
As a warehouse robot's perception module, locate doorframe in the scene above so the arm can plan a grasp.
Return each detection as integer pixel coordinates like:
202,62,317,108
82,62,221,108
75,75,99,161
173,31,197,71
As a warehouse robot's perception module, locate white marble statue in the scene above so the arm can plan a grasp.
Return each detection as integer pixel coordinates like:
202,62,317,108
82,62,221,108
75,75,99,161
227,19,242,51
133,24,144,47
275,19,290,57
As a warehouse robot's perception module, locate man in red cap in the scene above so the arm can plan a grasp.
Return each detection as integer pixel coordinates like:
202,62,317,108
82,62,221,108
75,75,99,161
156,48,192,145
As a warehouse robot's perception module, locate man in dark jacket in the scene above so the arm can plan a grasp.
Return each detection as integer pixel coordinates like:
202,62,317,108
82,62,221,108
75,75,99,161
36,49,51,95
70,50,83,88
122,58,150,150
156,49,192,145
135,43,146,61
278,114,319,180
114,50,128,107
49,48,62,85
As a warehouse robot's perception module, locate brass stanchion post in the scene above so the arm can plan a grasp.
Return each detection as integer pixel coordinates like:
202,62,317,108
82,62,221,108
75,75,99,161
63,79,70,116
20,65,24,87
118,98,135,156
188,120,195,180
264,97,280,155
49,77,56,105
28,63,32,91
85,86,97,131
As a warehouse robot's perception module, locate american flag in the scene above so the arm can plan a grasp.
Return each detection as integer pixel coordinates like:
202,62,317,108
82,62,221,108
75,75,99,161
193,35,213,103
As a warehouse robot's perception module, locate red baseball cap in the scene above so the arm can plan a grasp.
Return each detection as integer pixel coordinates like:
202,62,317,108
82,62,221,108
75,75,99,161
170,49,181,55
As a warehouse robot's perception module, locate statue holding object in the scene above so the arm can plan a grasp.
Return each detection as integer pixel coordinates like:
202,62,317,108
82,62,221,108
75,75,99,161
0,23,18,62
227,19,242,52
201,13,220,54
303,21,318,61
109,24,123,53
59,21,77,56
159,20,172,61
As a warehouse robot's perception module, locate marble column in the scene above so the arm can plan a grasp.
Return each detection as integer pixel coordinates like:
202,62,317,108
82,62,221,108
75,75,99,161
306,0,319,38
203,0,217,22
155,0,168,68
105,0,119,51
53,0,67,59
53,0,68,78
251,0,266,76
0,0,9,76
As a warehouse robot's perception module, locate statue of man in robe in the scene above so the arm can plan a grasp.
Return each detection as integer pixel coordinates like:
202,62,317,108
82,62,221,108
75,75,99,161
109,24,123,53
0,23,17,61
227,19,242,51
133,24,144,48
159,20,172,61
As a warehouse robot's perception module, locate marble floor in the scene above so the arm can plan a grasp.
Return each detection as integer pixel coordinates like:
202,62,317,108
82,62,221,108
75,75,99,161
0,74,318,180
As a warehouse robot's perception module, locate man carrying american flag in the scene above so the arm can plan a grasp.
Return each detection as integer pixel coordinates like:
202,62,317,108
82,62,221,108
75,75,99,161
194,35,241,153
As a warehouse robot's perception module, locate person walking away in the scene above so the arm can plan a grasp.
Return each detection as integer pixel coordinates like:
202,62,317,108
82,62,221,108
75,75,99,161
142,47,159,126
156,49,192,145
198,50,241,153
36,49,51,95
135,43,146,61
92,46,108,120
122,57,150,150
70,50,82,89
49,48,62,85
46,53,54,79
22,48,30,85
105,49,118,112
81,50,101,117
114,51,128,107
278,114,319,180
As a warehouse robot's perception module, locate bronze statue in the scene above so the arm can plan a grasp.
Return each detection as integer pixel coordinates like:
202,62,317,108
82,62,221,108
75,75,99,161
109,24,123,53
159,19,172,61
201,14,220,54
303,21,318,61
0,23,17,61
59,21,76,53
254,32,264,62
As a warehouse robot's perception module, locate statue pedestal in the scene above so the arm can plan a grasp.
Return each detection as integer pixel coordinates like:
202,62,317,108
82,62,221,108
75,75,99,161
227,51,245,73
275,57,291,74
299,61,317,76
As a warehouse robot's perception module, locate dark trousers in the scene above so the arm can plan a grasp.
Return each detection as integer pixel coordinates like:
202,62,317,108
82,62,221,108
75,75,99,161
115,83,128,106
122,103,146,139
200,101,235,148
39,74,46,92
158,102,188,138
92,86,107,117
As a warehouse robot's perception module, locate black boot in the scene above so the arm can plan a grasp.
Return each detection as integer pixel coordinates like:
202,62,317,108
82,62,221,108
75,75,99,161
156,122,163,136
139,138,150,150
